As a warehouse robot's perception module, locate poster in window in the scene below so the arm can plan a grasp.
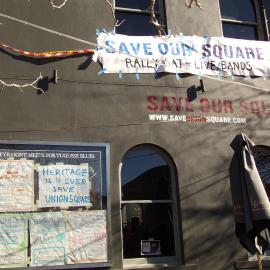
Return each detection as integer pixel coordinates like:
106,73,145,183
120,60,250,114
0,160,34,212
30,212,67,266
67,210,107,264
141,240,161,256
37,164,91,208
0,214,28,268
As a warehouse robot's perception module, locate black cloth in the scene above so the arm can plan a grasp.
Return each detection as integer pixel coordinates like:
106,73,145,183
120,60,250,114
229,133,270,254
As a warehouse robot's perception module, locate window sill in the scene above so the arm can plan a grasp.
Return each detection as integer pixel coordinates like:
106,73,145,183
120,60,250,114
0,263,112,270
235,260,270,269
123,264,199,270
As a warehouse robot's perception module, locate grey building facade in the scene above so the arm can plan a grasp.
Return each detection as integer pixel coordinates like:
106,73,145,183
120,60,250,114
0,0,270,270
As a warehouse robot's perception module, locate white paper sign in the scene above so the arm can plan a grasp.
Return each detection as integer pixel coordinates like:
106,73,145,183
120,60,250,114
0,160,34,212
95,33,270,77
67,210,107,264
38,164,91,208
0,214,28,268
30,212,67,266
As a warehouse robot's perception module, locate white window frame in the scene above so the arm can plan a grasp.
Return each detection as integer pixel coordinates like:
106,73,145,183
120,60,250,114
119,145,182,268
114,0,166,35
219,0,266,40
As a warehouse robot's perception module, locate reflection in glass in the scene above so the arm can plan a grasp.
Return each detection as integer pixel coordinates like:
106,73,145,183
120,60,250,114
219,0,257,22
121,147,176,259
115,12,160,36
121,149,171,200
0,145,108,210
122,165,171,200
222,22,258,40
122,203,175,258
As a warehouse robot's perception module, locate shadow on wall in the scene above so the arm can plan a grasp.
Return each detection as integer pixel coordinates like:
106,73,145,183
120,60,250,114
183,206,242,270
0,48,94,93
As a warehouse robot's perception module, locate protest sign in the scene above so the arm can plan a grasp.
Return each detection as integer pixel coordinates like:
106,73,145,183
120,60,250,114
67,210,107,264
95,33,270,77
0,214,28,268
38,164,91,208
0,160,34,212
30,212,67,266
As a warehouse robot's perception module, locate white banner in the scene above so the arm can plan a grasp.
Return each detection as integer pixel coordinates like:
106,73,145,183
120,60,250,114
30,212,67,266
0,160,34,212
0,214,28,268
67,210,107,264
95,33,270,77
38,164,91,208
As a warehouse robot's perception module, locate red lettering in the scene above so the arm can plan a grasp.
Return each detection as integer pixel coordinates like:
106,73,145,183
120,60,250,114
200,98,210,113
240,100,248,114
147,96,158,111
262,101,270,115
251,101,261,116
223,100,233,113
185,98,194,112
171,97,183,112
212,99,223,113
160,96,172,111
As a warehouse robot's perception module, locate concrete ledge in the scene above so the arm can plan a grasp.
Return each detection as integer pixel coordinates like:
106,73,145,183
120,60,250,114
235,260,270,269
0,263,112,270
123,264,200,270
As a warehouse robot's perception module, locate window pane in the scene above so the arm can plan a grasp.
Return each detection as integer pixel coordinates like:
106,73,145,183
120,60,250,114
262,0,270,39
0,144,108,210
219,0,257,22
121,149,171,200
115,12,161,36
115,0,159,11
122,203,175,258
222,22,258,40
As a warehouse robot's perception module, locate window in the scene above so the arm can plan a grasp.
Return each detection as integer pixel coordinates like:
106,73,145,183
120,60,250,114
0,142,109,268
120,146,181,266
262,0,270,40
219,0,266,40
115,0,166,36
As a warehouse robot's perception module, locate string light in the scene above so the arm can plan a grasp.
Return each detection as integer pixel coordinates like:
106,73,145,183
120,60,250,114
149,0,166,35
49,0,68,9
0,42,94,58
185,0,205,10
0,10,268,93
0,74,43,92
104,0,125,28
1,38,269,93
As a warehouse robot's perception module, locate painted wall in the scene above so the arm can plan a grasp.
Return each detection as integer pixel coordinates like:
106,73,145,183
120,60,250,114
0,1,270,270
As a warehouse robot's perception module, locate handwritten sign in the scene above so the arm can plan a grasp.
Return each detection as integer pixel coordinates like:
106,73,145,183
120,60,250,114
38,164,91,208
0,160,34,212
0,214,28,268
67,210,107,264
30,212,67,266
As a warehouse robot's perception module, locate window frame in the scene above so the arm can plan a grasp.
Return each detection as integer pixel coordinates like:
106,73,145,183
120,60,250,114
0,140,111,269
219,0,267,41
119,145,182,268
114,0,167,35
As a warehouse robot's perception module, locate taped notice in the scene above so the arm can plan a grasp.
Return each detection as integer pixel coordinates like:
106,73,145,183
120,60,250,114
67,210,107,264
30,212,67,266
0,214,28,268
38,164,91,208
0,160,34,212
